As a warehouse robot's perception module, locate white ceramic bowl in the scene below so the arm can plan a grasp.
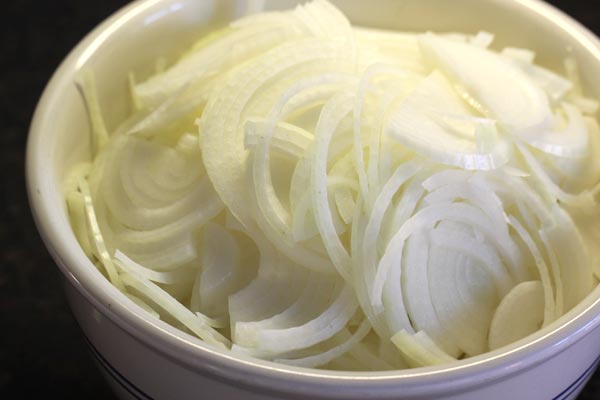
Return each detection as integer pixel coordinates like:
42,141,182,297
26,0,600,399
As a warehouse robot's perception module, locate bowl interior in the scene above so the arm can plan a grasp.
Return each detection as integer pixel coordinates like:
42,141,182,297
27,0,600,393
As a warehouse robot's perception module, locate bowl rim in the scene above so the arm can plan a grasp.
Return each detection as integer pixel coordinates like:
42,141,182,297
26,0,600,398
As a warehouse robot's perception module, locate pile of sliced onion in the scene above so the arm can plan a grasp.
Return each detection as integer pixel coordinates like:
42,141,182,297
65,0,600,370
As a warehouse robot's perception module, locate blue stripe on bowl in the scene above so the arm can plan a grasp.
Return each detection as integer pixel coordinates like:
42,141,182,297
553,353,600,400
83,335,155,400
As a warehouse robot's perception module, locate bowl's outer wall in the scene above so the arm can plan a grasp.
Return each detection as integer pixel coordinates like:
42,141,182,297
26,0,600,399
66,280,600,400
65,283,288,400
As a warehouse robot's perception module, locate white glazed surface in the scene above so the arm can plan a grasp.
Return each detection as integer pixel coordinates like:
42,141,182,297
63,278,600,400
26,0,600,399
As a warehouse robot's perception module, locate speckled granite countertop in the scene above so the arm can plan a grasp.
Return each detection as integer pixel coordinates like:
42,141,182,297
1,1,599,399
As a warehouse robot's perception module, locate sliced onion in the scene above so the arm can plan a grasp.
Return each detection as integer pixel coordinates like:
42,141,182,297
488,281,544,350
418,33,552,134
386,71,511,170
390,330,456,367
275,319,371,368
67,0,600,372
76,70,108,155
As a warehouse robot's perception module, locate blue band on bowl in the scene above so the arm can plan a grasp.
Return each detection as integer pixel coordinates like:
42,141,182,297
83,334,154,400
552,353,600,400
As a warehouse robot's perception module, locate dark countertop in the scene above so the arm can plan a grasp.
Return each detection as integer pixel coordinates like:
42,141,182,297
1,1,599,399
